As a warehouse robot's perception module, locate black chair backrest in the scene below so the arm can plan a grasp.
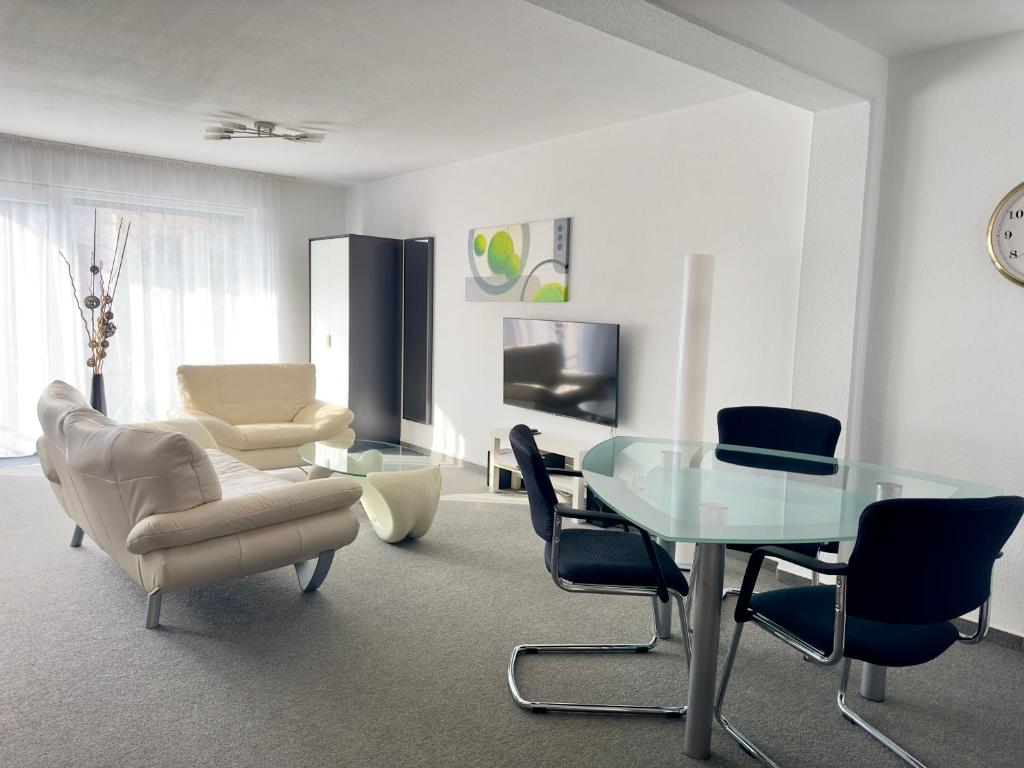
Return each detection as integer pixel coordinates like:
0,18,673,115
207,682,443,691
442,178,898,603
846,496,1023,625
718,406,841,456
716,406,842,475
509,424,558,541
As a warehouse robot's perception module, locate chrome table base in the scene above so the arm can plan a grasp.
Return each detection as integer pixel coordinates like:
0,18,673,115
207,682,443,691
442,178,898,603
684,542,726,759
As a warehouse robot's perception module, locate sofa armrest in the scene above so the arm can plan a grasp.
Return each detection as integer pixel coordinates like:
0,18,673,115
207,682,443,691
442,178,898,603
126,475,363,555
293,399,355,438
36,436,69,513
36,436,62,485
131,418,218,450
168,407,246,450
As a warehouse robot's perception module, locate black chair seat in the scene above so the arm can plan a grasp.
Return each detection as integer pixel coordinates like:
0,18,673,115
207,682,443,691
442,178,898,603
749,586,958,667
545,529,689,595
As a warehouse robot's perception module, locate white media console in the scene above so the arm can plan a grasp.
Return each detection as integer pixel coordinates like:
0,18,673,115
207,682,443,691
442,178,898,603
487,428,589,508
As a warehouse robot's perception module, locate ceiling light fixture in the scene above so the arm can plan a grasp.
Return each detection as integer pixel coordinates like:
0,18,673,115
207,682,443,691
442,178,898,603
205,120,324,143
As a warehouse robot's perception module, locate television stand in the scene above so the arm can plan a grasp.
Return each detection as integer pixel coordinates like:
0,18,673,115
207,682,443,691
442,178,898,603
487,428,589,508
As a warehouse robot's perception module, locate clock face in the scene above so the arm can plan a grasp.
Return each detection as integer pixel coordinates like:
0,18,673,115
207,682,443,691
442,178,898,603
988,181,1024,286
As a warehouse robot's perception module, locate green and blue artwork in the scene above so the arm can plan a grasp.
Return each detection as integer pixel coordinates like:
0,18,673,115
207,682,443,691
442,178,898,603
465,217,569,302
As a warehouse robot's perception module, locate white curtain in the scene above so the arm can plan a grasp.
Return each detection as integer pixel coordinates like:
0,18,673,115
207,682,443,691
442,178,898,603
0,135,282,456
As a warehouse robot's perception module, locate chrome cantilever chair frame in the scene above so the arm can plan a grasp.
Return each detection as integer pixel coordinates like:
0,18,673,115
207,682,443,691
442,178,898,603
714,545,996,768
833,595,991,768
508,504,693,717
833,581,989,768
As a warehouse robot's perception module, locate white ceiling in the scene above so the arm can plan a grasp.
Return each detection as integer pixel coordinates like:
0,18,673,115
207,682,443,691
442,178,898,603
0,0,745,185
779,0,1024,57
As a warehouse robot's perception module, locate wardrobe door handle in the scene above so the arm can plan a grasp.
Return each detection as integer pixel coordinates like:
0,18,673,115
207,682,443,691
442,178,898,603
326,334,332,348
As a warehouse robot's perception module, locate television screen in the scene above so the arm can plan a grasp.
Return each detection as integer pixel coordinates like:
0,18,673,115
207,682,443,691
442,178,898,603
502,318,619,426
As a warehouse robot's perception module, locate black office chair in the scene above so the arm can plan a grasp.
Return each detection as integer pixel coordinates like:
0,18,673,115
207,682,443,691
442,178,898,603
718,406,843,589
714,495,1024,768
506,424,692,716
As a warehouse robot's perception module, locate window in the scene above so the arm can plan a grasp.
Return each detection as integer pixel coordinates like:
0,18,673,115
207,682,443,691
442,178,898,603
0,138,281,456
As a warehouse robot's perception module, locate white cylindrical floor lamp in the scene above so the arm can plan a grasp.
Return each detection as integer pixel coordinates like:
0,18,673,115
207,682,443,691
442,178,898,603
674,253,715,443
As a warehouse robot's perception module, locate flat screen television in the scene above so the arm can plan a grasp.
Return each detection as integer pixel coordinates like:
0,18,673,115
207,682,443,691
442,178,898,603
502,318,620,427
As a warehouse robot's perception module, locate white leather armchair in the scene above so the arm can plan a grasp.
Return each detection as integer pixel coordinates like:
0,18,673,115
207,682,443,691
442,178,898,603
172,363,355,470
37,381,363,628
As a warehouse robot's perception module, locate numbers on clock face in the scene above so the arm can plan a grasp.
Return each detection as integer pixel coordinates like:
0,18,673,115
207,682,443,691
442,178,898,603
990,184,1024,285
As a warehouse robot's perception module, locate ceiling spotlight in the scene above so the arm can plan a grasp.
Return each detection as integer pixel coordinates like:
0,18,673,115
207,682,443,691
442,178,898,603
203,120,325,143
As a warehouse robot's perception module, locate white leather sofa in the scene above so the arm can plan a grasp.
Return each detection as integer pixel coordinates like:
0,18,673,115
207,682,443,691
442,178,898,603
172,363,355,470
37,381,362,628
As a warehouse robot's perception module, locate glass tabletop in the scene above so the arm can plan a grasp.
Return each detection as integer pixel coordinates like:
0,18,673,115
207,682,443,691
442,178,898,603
298,439,435,477
581,437,999,544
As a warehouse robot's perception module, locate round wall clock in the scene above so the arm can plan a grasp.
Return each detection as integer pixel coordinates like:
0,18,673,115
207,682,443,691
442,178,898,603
988,180,1024,286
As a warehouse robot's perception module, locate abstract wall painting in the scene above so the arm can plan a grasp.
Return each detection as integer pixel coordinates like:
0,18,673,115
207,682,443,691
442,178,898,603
465,217,569,302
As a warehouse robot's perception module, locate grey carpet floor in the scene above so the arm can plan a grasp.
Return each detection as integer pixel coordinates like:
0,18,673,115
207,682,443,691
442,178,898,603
1,461,1021,768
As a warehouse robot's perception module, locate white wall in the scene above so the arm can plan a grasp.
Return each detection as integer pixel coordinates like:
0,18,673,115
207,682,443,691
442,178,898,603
533,0,888,457
277,179,346,361
791,102,870,445
346,92,812,462
861,32,1024,635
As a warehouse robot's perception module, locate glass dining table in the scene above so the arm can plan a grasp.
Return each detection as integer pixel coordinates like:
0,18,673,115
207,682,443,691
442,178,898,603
581,436,999,761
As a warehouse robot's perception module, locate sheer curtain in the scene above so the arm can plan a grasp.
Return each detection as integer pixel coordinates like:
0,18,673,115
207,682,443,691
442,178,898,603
0,135,282,455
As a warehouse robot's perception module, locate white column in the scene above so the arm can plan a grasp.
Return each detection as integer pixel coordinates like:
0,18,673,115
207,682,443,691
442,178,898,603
670,253,715,567
656,254,714,638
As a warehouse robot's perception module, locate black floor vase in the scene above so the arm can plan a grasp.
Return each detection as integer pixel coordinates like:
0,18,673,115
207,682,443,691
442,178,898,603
90,373,107,415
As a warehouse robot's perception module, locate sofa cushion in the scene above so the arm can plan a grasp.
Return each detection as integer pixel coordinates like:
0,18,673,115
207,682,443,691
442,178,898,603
234,422,318,451
206,449,293,496
176,363,316,425
137,507,360,592
170,409,246,449
63,410,222,526
37,380,223,529
135,418,219,450
126,451,363,554
186,421,318,452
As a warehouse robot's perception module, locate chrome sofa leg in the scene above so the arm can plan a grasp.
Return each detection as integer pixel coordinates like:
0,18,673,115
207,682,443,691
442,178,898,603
837,659,927,768
145,590,162,629
714,623,781,768
295,550,335,593
70,525,84,548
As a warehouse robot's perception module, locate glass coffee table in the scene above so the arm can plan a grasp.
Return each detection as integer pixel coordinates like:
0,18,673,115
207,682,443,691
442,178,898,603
299,438,441,543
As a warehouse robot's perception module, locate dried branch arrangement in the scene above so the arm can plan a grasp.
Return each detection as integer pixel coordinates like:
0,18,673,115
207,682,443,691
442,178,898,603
57,212,131,374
